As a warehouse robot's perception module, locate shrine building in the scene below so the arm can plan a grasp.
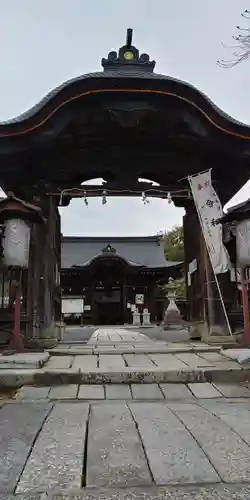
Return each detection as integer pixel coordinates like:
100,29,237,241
0,29,250,344
61,235,183,325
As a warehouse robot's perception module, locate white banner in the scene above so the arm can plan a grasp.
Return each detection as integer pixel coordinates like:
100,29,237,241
188,170,230,274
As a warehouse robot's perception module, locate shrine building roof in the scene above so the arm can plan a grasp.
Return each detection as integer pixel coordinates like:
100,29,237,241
61,235,182,270
218,198,250,225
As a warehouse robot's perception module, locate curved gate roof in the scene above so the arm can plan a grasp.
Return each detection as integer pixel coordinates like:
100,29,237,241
0,28,249,138
1,29,250,205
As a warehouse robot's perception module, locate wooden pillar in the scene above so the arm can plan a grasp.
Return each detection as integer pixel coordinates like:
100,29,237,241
183,202,231,337
183,203,204,324
28,195,61,343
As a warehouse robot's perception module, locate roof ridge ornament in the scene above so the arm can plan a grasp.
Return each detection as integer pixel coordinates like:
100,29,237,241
102,244,117,254
101,28,156,72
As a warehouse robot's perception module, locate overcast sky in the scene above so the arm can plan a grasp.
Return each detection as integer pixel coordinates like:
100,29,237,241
0,0,250,236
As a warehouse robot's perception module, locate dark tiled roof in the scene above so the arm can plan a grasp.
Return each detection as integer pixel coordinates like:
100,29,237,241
0,26,248,134
0,69,245,129
219,198,250,224
61,235,182,269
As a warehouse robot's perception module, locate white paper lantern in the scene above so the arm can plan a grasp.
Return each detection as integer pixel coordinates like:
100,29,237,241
2,219,31,267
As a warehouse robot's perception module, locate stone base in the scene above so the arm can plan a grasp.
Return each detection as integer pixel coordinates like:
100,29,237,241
35,338,59,349
188,321,207,341
26,338,58,350
189,321,236,345
28,323,60,349
206,336,238,349
209,324,228,336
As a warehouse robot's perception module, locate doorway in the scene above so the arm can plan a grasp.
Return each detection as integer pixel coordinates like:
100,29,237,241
94,284,124,325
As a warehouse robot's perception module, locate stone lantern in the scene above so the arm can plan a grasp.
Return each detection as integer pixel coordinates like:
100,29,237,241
0,193,44,351
163,277,184,330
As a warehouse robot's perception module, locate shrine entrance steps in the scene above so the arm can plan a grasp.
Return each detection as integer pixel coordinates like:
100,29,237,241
0,327,249,388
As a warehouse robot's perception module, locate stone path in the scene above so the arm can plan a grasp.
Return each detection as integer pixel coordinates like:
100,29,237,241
88,327,152,344
13,381,250,401
2,399,250,497
2,328,250,498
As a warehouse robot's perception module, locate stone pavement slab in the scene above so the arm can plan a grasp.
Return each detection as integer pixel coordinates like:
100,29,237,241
45,356,73,369
199,400,250,446
49,384,78,399
131,384,164,400
212,383,250,398
99,354,125,369
131,403,219,485
71,355,98,371
176,352,215,367
78,385,105,400
4,485,250,499
160,383,194,399
0,402,52,494
16,403,89,494
88,328,152,345
0,352,50,369
4,400,250,495
123,354,155,368
221,348,250,362
148,353,188,369
0,495,42,500
40,484,250,500
198,352,230,363
86,403,152,487
15,385,51,400
50,341,222,357
188,382,223,398
105,384,132,399
173,403,250,482
14,382,250,402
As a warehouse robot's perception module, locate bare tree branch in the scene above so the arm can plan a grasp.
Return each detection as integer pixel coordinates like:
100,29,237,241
218,9,250,67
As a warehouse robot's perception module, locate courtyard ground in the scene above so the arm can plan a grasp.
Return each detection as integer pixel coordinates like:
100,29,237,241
61,324,190,344
1,326,250,498
2,398,250,498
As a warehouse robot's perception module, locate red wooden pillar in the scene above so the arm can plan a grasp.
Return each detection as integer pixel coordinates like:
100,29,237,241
11,272,23,351
240,268,250,345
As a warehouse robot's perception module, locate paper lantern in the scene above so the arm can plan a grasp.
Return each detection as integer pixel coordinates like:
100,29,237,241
2,218,31,267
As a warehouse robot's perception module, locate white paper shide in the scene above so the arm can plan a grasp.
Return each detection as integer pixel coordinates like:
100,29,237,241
3,219,31,267
188,170,230,274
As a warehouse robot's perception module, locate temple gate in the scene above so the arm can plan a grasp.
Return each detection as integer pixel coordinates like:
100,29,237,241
0,29,249,344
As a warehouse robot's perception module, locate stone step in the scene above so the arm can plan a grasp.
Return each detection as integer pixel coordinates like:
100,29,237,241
0,363,249,388
49,343,222,356
13,382,250,402
0,352,50,369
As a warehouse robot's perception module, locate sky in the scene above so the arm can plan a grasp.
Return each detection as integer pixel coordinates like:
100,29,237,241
0,0,250,236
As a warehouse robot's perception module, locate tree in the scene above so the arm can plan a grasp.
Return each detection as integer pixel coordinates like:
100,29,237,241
161,226,186,298
218,9,250,67
163,226,184,262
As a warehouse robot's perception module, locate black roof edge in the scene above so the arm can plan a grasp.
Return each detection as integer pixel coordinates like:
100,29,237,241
61,235,163,243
